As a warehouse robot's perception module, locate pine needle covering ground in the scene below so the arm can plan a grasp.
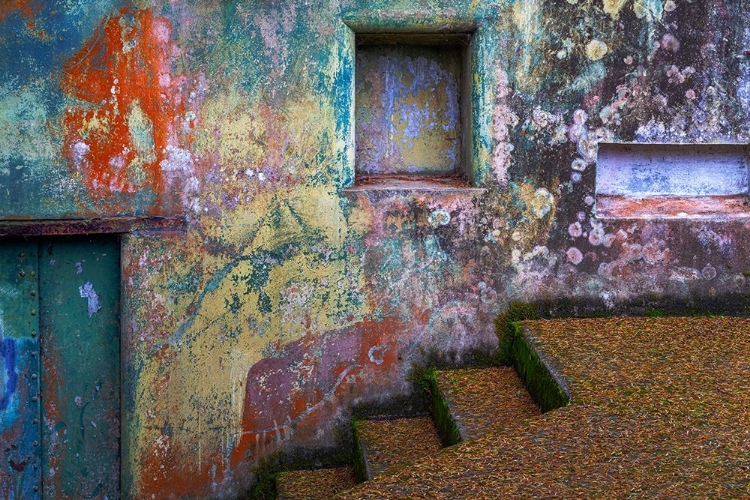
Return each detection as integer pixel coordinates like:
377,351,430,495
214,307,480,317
276,468,357,500
435,367,540,440
356,417,443,478
338,317,750,499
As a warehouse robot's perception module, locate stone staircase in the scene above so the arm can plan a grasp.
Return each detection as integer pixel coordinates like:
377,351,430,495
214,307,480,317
274,316,749,499
276,367,540,499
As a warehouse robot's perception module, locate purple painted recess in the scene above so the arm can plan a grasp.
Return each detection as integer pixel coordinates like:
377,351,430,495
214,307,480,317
596,143,750,219
355,44,462,176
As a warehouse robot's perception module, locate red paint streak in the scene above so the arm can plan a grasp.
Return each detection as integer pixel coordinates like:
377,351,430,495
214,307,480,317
61,8,186,213
229,318,404,471
597,194,750,220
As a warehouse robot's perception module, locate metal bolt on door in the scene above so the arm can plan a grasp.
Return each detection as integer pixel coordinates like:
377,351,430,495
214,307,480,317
1,236,120,499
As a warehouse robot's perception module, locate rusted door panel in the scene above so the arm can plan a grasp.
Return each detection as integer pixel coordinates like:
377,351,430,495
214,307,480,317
0,242,42,500
39,237,120,499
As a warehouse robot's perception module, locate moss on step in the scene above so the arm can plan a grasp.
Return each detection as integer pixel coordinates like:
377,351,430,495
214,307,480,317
351,420,368,482
355,417,442,479
434,367,540,441
512,322,570,412
423,369,461,446
495,302,539,365
276,467,357,500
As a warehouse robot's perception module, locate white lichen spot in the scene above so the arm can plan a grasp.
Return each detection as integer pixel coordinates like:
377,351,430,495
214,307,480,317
491,68,519,186
530,188,554,218
368,345,385,365
603,0,628,18
701,264,717,280
72,141,90,171
79,282,101,318
661,34,680,52
664,0,677,11
567,247,584,265
511,249,522,265
160,146,194,173
589,222,606,246
571,158,587,172
586,40,609,61
428,209,451,228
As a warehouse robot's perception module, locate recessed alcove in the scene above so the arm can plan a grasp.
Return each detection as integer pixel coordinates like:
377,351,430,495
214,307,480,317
595,143,750,219
353,34,472,189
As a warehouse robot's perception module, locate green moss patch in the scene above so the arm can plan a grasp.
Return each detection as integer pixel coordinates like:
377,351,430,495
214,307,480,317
495,302,539,365
423,369,461,446
512,323,570,412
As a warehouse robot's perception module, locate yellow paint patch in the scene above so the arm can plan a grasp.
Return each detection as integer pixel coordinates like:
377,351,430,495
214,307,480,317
603,0,629,18
127,102,156,159
586,39,609,61
511,0,544,92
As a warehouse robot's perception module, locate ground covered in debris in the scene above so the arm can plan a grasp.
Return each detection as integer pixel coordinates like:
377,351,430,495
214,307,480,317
339,317,750,499
276,467,357,500
434,367,540,440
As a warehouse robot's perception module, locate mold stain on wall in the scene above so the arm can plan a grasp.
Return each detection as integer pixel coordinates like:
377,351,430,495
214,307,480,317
1,0,749,498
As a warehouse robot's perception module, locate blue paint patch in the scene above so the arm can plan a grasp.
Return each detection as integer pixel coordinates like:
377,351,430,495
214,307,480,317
0,336,18,412
0,0,126,87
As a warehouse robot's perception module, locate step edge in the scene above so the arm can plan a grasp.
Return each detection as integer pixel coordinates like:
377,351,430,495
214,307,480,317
513,322,572,412
351,420,374,482
428,370,463,446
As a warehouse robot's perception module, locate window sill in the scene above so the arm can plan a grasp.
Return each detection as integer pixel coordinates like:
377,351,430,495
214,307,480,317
596,195,750,220
344,174,484,194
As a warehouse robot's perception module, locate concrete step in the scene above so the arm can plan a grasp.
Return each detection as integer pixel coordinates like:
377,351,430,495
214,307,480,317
276,467,357,500
433,367,541,443
338,317,750,498
354,416,442,480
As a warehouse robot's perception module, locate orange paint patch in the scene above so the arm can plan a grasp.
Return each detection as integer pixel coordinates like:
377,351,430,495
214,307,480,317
0,0,37,24
0,0,49,39
137,431,227,499
61,8,187,213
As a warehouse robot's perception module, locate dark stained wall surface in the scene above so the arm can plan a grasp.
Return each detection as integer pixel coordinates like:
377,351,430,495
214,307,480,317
1,0,749,498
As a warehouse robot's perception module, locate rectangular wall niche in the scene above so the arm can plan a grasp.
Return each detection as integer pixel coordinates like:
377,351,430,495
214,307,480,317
596,143,750,219
355,34,470,185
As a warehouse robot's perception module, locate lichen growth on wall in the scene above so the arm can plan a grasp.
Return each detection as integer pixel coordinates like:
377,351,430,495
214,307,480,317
1,0,749,497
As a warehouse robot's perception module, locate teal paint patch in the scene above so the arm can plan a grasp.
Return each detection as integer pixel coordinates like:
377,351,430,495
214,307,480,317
39,236,121,499
565,61,608,95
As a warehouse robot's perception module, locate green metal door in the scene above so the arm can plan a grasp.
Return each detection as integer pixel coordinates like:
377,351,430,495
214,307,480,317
1,236,120,499
0,241,41,499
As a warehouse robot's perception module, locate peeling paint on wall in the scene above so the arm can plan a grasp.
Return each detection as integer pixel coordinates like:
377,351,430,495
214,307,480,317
1,0,749,498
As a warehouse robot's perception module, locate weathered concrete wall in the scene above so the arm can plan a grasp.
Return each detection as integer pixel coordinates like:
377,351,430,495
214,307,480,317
1,0,749,498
